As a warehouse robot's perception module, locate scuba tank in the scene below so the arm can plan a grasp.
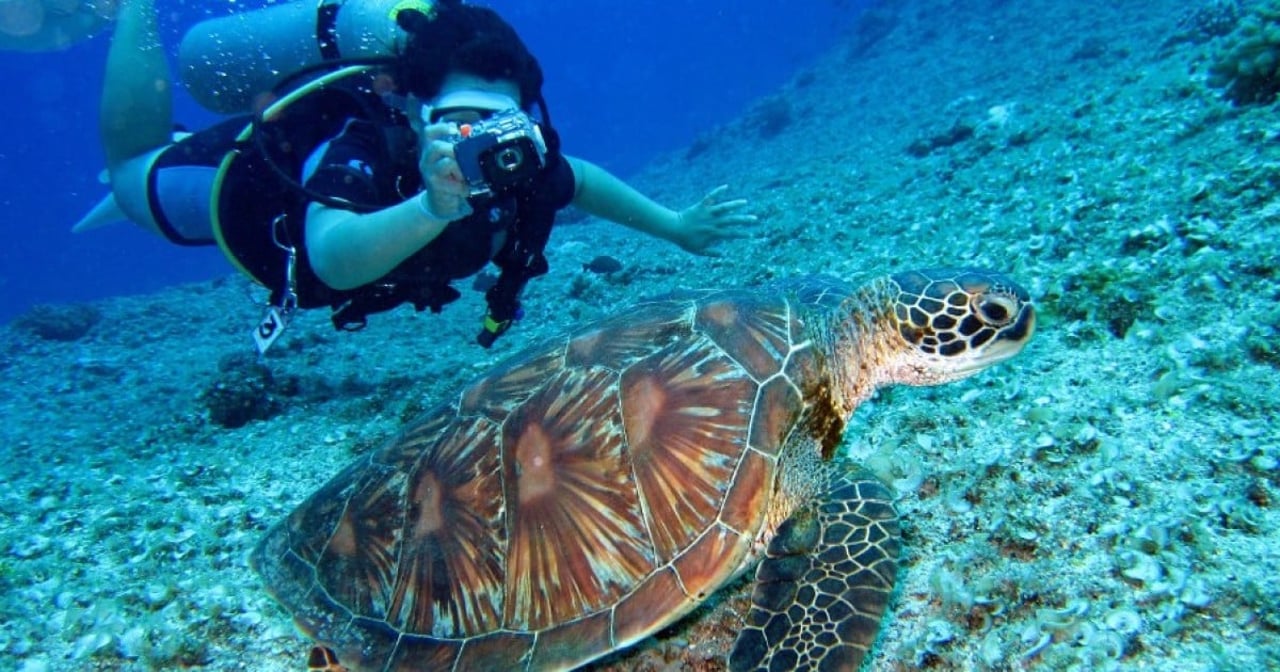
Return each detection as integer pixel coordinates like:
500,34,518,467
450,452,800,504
177,0,433,114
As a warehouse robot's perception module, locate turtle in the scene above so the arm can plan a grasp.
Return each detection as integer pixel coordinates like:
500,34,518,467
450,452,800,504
252,267,1036,672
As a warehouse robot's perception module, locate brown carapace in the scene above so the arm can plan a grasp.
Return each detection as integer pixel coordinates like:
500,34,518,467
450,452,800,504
256,268,1035,672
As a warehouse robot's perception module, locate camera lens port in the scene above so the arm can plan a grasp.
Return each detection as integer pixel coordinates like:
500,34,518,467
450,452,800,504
495,147,525,172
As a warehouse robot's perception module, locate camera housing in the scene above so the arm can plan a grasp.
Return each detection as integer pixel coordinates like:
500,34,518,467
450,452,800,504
452,109,548,198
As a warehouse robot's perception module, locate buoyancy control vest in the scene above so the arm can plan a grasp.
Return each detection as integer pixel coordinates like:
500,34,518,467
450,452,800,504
208,66,563,350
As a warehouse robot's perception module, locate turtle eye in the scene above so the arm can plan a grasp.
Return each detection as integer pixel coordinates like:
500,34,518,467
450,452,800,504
976,294,1017,326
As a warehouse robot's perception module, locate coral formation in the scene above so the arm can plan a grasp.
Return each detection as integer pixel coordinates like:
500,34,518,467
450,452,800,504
846,3,899,58
745,95,794,139
1164,0,1242,50
199,352,285,429
11,303,102,341
1207,0,1280,104
905,120,976,158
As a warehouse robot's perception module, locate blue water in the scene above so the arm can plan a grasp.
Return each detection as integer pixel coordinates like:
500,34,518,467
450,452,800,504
0,0,864,324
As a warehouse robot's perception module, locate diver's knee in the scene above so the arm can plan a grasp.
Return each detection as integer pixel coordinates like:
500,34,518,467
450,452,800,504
106,148,167,235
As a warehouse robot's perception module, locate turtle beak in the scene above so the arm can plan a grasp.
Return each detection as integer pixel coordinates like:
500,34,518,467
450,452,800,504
985,303,1036,361
945,302,1036,377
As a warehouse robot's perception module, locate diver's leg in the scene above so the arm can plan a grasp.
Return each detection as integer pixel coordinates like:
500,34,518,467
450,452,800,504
100,0,172,169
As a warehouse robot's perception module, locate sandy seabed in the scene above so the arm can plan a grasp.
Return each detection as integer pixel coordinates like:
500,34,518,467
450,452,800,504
2,0,1278,670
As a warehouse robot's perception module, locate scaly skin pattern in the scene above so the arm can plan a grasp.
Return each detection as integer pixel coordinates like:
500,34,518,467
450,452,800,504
827,268,1035,420
252,267,1035,672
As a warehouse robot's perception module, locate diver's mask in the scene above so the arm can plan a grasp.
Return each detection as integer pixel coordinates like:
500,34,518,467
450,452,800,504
418,89,521,126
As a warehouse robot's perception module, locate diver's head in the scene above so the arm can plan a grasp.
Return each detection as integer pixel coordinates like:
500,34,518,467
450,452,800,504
403,72,522,140
393,1,544,115
426,74,522,124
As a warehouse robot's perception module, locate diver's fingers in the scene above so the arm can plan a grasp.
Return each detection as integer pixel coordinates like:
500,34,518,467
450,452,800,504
717,214,759,228
701,184,730,203
422,121,459,142
708,198,750,215
422,139,460,174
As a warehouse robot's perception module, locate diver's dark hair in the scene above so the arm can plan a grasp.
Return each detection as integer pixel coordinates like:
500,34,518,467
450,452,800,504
394,1,545,111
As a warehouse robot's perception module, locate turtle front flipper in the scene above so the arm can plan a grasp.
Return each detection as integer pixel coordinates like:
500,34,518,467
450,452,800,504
730,464,900,672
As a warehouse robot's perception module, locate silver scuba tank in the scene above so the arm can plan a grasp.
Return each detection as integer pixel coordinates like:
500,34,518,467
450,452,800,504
177,0,430,114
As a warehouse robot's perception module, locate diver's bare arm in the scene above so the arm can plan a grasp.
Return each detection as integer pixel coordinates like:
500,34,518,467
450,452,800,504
565,156,679,240
565,155,754,256
305,199,449,291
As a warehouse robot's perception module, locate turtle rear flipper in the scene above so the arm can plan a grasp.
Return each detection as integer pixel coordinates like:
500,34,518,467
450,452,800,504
730,465,900,672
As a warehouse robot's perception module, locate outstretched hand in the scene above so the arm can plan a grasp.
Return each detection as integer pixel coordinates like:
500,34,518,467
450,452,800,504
672,185,757,256
417,122,473,221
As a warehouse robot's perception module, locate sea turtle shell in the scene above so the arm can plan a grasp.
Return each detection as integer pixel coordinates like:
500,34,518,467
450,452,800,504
253,269,1036,671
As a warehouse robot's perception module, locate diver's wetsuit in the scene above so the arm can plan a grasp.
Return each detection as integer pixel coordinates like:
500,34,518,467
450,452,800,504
128,80,575,330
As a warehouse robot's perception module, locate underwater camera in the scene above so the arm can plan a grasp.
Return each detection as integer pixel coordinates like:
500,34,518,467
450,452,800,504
453,110,548,197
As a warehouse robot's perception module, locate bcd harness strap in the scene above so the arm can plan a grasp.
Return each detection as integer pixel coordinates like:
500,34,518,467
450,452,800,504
214,64,556,353
210,65,375,354
328,280,462,331
316,1,342,61
327,200,554,338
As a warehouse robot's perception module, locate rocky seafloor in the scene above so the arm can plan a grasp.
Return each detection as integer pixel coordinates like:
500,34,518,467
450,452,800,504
3,0,1278,670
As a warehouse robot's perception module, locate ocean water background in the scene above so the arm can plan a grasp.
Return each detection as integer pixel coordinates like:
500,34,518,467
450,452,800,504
0,0,862,324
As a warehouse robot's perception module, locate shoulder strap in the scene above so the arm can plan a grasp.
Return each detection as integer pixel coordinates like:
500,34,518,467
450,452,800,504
476,122,565,344
478,192,555,346
249,66,411,214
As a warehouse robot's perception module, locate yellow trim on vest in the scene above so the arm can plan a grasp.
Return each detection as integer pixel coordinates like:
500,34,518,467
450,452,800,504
210,147,256,282
208,65,376,286
389,0,436,22
260,65,376,122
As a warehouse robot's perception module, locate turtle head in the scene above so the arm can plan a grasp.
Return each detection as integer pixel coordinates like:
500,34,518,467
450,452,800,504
881,267,1035,385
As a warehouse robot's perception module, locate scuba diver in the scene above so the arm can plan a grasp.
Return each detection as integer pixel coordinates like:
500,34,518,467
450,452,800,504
80,0,756,353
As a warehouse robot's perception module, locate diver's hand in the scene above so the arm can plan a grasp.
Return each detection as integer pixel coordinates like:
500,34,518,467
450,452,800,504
671,185,757,256
417,122,473,221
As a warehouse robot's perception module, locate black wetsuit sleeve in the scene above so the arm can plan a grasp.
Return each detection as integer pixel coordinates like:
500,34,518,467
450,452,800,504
540,153,577,210
302,119,387,208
